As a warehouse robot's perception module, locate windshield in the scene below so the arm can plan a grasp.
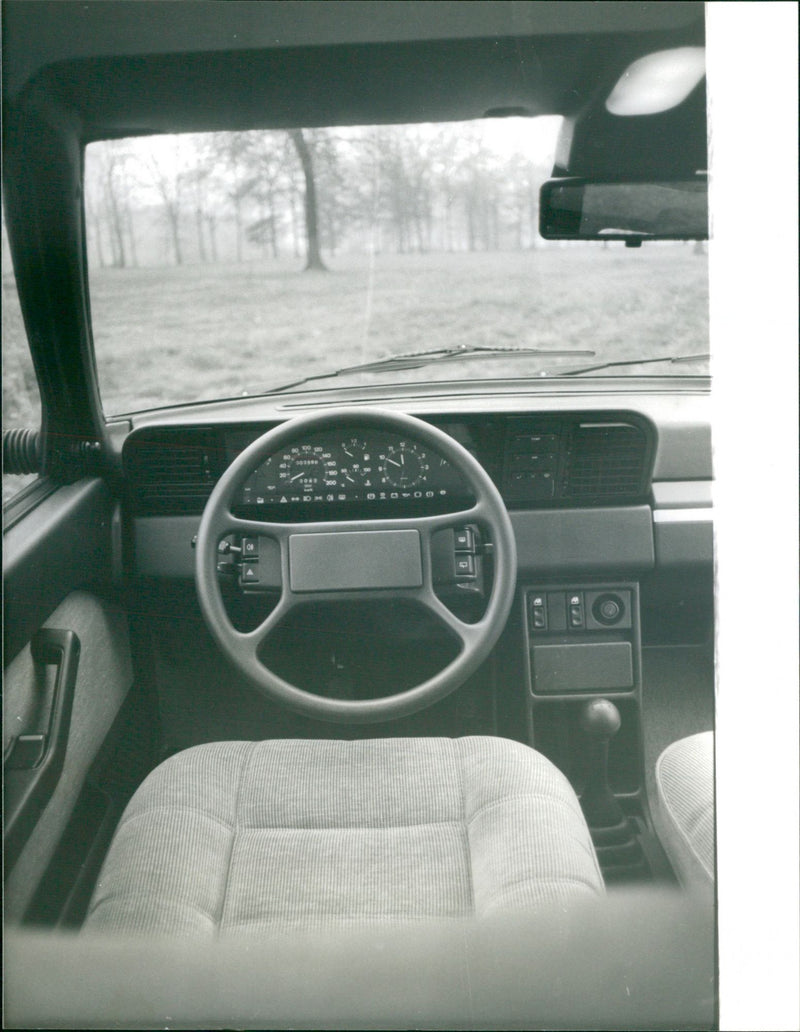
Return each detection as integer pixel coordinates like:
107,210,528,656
84,118,708,416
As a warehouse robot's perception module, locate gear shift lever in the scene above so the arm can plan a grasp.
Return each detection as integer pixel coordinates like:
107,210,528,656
579,699,627,834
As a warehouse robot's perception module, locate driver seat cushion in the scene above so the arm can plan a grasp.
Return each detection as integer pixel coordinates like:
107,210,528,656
85,737,604,937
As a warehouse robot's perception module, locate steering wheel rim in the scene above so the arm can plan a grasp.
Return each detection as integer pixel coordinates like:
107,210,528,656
195,408,516,723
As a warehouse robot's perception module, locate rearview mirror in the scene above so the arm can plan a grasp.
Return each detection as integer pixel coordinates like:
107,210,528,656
539,176,707,243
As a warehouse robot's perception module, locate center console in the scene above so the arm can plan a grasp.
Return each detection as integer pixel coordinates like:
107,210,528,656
522,581,672,884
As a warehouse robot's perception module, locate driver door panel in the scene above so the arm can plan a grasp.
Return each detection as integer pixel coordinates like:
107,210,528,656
3,479,133,922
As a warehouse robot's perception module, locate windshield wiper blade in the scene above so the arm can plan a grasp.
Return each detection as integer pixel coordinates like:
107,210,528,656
265,344,596,394
556,353,711,377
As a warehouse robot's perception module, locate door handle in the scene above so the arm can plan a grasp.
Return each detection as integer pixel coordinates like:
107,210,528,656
4,628,81,872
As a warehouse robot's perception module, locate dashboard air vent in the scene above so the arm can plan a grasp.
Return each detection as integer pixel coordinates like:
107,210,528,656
562,422,648,500
125,431,219,514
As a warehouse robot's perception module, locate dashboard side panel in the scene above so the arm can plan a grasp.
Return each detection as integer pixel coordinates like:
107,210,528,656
653,516,714,567
512,506,654,577
133,516,201,578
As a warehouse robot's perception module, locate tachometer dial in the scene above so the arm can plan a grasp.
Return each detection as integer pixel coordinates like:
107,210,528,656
379,441,430,488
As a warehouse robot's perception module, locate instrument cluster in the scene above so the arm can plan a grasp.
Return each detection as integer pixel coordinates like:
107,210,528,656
238,429,470,508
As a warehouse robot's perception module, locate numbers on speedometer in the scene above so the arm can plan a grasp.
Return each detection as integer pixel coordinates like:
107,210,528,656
379,441,430,489
278,445,337,494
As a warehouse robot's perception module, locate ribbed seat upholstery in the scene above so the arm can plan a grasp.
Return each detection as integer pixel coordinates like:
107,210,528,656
655,731,715,886
85,737,603,936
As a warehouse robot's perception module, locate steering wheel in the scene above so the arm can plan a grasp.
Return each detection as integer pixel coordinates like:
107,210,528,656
195,408,516,723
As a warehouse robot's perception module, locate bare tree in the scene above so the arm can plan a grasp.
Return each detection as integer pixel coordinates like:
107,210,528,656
183,167,211,261
83,185,108,268
146,148,185,265
88,141,139,267
104,159,128,266
81,123,558,270
373,127,426,253
289,129,326,271
244,132,291,258
212,132,254,262
205,213,219,262
306,130,352,256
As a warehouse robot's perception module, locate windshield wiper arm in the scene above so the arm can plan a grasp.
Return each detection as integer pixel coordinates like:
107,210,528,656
556,353,711,377
265,344,596,394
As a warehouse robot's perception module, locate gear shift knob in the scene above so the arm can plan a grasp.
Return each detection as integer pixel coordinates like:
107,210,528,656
578,698,626,834
579,698,621,739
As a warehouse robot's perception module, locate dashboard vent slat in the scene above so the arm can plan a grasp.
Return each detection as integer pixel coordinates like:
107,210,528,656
125,432,219,514
563,423,648,500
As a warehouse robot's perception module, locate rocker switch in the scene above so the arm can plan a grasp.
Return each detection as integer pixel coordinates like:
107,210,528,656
530,595,547,630
454,528,474,551
240,563,260,586
569,592,584,629
453,526,477,580
454,554,476,578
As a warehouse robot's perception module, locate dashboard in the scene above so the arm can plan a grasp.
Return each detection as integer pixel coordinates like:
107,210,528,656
120,398,713,585
123,411,656,520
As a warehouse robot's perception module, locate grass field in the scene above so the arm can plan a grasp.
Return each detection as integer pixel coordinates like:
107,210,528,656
4,245,708,425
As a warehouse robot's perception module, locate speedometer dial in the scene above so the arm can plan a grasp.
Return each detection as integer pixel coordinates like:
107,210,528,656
379,441,430,488
286,455,326,489
278,445,336,494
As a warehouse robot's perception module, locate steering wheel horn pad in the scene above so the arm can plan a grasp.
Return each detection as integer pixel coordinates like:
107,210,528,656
195,408,517,723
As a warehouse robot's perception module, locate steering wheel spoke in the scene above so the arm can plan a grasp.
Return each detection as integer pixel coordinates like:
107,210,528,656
415,582,483,650
234,593,295,655
415,498,488,534
219,511,291,542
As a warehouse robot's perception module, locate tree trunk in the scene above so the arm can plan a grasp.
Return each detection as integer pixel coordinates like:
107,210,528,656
195,207,207,262
289,129,326,271
289,188,301,257
268,189,279,258
233,196,243,262
105,175,126,268
85,193,107,268
207,215,218,262
93,216,107,267
166,205,183,265
124,201,138,267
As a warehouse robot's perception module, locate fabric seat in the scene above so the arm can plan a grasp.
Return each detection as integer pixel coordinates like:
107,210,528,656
655,731,715,888
85,737,604,936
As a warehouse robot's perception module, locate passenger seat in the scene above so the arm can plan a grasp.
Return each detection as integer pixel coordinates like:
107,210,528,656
655,732,715,889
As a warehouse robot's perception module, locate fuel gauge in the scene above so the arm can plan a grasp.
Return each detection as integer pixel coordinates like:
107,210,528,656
341,436,368,460
340,436,375,486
